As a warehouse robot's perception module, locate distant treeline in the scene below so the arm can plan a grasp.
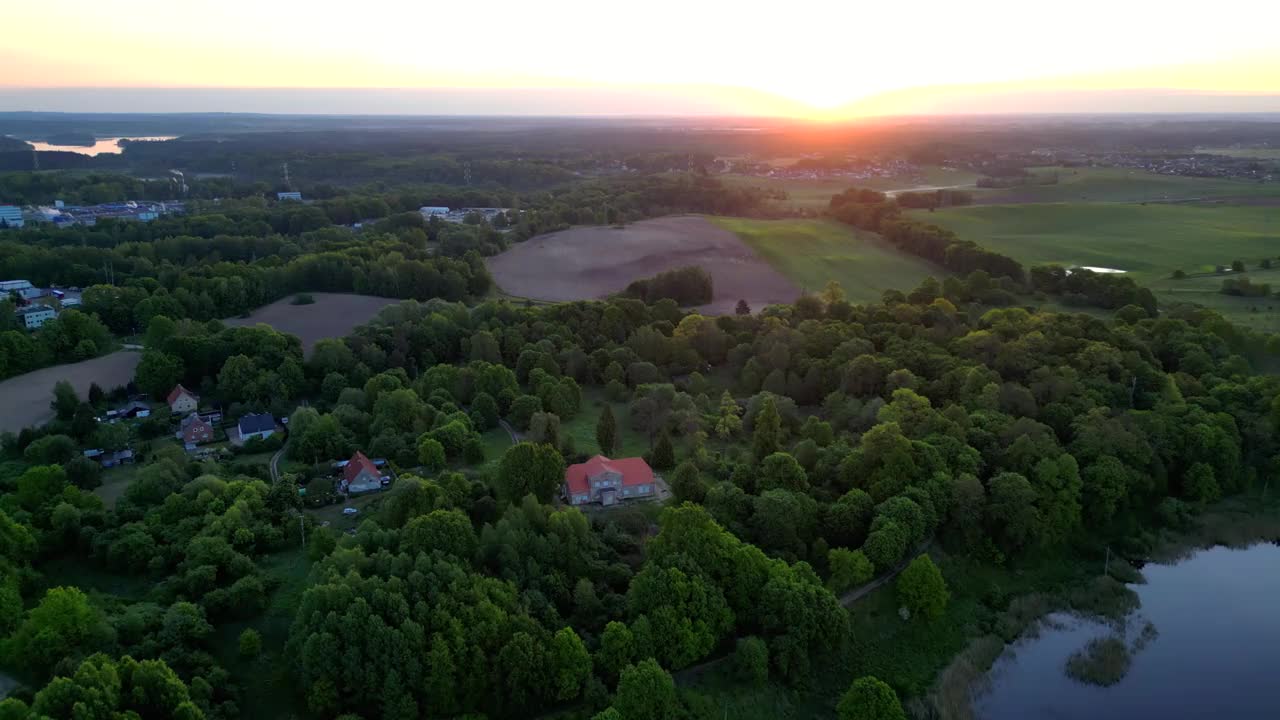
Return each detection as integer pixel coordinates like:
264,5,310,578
828,187,1157,314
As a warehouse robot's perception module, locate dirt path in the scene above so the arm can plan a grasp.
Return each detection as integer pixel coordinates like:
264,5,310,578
0,350,142,434
498,419,521,446
487,215,801,315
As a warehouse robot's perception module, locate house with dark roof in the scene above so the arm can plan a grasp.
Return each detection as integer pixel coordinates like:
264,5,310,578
237,413,276,441
167,384,199,414
564,456,656,506
340,451,384,494
178,413,214,445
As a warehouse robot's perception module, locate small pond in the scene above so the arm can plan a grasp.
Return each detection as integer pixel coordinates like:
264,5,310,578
977,543,1280,719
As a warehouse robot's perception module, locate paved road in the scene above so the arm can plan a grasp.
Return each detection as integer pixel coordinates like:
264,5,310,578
270,444,287,482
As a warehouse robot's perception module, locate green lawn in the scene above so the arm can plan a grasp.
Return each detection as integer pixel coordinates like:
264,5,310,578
563,389,651,459
972,166,1280,204
479,427,515,472
916,202,1280,285
710,217,944,303
93,463,143,509
1147,267,1280,331
721,166,980,210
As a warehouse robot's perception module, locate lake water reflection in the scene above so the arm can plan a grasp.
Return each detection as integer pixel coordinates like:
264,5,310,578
976,543,1280,720
25,136,175,155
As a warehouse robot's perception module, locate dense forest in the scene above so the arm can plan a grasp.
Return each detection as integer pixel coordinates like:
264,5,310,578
1,135,1278,720
1,257,1277,718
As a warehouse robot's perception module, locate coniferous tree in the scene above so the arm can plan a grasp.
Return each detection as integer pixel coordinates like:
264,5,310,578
596,404,617,456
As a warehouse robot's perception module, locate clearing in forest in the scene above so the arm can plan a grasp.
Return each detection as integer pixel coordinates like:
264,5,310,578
225,293,401,354
709,217,944,304
486,215,801,314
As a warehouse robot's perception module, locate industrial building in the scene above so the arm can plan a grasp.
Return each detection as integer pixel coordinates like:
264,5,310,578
0,205,22,229
0,280,44,300
16,305,56,329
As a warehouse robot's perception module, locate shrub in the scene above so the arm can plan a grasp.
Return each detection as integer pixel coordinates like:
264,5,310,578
828,548,874,593
292,293,316,305
733,636,768,684
239,628,263,658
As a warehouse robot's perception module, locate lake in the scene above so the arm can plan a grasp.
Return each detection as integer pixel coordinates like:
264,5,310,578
26,136,176,155
976,542,1280,720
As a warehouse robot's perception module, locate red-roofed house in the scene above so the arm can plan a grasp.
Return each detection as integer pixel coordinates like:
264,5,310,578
167,384,199,414
564,455,656,506
341,451,383,494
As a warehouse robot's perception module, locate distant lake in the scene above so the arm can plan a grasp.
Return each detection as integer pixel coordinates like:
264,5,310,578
976,543,1280,720
26,136,176,156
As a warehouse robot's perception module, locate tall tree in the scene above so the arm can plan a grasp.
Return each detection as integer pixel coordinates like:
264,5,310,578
596,404,617,456
51,381,78,421
752,397,782,461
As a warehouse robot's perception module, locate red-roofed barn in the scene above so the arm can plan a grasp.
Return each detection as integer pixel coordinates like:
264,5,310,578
564,455,655,506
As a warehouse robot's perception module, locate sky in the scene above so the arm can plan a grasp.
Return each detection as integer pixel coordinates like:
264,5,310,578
4,0,1280,117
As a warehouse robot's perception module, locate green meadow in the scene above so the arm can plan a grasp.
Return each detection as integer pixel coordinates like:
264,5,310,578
915,202,1280,284
710,217,943,302
972,166,1279,204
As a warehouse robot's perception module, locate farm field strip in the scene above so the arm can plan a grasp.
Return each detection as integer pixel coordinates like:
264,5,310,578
709,217,945,304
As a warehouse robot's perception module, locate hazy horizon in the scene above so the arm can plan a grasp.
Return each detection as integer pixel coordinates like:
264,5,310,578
6,0,1279,118
3,87,1280,120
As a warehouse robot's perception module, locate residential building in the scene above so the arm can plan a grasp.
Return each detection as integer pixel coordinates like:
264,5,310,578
277,191,303,202
178,413,214,445
237,413,276,441
564,455,656,506
0,206,22,229
341,451,384,495
16,305,56,329
83,448,135,468
105,400,151,420
1,280,45,300
167,384,199,414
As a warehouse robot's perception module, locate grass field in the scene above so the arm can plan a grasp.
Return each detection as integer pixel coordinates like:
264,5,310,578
722,166,981,210
1147,267,1280,332
709,217,944,303
562,388,651,459
916,203,1280,284
1196,147,1280,160
972,167,1280,204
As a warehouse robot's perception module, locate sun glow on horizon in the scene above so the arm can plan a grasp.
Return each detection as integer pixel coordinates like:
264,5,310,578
4,0,1280,116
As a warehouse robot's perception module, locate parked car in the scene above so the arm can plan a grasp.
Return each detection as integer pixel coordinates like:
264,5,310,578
342,507,359,515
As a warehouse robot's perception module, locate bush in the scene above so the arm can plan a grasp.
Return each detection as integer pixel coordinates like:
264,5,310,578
239,628,263,658
733,636,768,684
837,676,906,720
1064,635,1129,686
292,293,316,305
828,548,874,593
